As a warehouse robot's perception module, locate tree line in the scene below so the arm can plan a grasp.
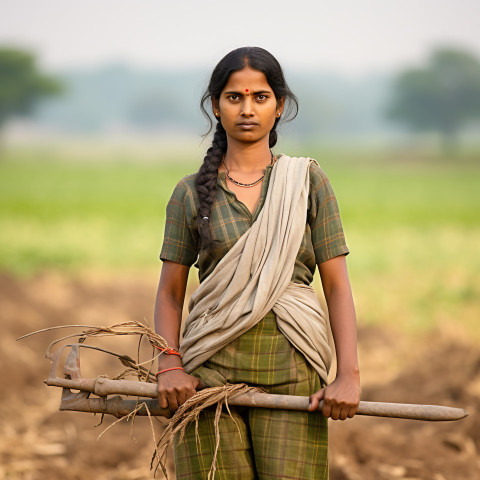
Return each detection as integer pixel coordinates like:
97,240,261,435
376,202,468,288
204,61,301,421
1,45,480,155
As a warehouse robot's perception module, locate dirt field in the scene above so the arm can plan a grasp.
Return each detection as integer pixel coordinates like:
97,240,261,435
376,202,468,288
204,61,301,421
1,272,478,480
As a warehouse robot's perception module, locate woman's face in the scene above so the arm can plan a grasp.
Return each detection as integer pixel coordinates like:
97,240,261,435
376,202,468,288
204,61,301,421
214,66,284,146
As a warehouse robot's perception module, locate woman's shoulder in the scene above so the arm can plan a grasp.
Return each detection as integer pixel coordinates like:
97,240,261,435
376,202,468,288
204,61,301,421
279,153,328,176
279,154,329,186
306,159,338,206
280,155,334,205
170,173,197,199
308,159,330,187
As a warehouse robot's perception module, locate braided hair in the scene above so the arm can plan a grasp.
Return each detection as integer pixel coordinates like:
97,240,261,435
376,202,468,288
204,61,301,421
195,47,298,249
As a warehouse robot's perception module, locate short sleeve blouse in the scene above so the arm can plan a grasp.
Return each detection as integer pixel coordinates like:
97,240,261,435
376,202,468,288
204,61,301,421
160,157,349,285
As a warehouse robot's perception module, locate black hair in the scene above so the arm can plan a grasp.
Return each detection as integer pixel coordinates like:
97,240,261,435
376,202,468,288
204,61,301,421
195,46,298,249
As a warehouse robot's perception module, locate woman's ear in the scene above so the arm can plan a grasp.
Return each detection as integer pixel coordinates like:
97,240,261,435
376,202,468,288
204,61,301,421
276,97,285,117
211,98,220,117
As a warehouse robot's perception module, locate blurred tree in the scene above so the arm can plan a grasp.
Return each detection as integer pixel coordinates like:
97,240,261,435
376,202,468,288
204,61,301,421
386,47,480,156
0,47,63,142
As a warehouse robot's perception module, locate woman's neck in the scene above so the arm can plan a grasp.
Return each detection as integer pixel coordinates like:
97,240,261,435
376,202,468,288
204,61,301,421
223,139,272,173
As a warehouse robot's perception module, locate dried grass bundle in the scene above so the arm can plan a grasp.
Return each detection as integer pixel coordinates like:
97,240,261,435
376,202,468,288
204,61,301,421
20,321,266,479
19,321,169,382
151,383,265,480
18,320,168,355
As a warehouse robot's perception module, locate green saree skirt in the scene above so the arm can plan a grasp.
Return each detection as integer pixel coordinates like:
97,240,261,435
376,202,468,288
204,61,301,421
174,311,328,480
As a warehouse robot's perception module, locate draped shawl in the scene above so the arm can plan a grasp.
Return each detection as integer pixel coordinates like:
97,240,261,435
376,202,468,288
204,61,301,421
179,155,332,382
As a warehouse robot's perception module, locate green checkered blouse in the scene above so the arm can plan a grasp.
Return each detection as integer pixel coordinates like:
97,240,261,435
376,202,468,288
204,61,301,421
160,157,349,285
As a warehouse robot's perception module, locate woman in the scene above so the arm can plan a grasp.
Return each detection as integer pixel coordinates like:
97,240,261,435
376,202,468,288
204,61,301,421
154,46,360,479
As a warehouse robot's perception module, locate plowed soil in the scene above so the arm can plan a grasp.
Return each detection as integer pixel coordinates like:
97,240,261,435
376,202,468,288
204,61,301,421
1,273,478,480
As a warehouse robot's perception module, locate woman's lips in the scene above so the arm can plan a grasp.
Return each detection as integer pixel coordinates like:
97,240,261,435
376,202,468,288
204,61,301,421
237,122,258,129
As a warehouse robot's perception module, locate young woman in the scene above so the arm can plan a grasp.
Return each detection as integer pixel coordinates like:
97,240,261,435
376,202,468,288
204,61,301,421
154,46,360,479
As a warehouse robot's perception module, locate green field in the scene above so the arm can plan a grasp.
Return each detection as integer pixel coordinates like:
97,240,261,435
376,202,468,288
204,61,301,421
1,144,479,335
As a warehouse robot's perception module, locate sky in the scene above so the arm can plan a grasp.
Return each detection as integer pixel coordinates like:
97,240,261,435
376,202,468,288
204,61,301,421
1,0,480,77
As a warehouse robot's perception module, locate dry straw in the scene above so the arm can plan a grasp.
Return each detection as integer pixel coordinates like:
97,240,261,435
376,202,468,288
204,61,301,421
151,382,265,479
19,320,263,479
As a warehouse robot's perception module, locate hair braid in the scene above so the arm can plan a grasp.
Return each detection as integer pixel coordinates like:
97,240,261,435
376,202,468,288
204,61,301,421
195,121,227,249
196,47,299,250
269,117,280,148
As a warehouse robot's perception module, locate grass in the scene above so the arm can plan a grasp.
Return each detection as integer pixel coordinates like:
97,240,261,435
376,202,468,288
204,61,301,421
1,143,479,335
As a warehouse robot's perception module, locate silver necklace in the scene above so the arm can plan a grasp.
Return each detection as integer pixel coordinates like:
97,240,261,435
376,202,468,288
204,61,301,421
222,152,275,188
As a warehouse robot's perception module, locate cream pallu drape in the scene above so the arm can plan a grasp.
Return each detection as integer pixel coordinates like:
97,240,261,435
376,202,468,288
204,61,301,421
179,155,332,383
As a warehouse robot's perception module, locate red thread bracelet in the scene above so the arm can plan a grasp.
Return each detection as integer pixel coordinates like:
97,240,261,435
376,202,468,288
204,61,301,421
154,346,182,358
155,367,185,378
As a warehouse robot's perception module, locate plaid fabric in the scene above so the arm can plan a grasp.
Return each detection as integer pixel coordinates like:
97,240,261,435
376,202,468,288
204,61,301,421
174,312,328,479
160,158,349,285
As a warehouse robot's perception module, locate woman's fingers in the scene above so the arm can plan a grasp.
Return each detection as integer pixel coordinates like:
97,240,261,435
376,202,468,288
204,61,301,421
330,399,352,420
320,387,360,420
157,372,200,410
158,390,169,409
165,387,179,411
308,387,325,412
347,405,358,418
318,375,361,420
323,398,351,420
321,397,332,418
338,406,350,421
329,404,342,420
176,389,187,408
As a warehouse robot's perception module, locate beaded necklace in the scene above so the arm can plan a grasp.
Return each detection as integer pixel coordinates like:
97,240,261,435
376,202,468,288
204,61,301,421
222,152,275,188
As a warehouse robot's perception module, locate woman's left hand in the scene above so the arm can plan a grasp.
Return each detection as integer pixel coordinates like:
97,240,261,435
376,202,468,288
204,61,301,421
307,372,360,420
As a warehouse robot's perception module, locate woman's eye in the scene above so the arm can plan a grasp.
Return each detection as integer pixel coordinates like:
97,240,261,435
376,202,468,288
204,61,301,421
256,95,268,102
228,94,241,101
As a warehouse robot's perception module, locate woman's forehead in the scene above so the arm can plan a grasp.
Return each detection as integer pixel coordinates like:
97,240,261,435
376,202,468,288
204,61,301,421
223,67,271,92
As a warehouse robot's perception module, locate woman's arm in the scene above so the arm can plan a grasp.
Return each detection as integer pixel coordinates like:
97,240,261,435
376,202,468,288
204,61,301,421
154,260,200,410
307,255,361,420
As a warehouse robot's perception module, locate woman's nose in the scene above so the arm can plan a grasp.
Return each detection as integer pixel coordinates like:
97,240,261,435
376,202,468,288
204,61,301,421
241,98,254,117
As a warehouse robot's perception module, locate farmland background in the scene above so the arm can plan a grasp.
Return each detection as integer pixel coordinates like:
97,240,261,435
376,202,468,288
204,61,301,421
2,140,479,480
2,142,479,336
2,1,480,477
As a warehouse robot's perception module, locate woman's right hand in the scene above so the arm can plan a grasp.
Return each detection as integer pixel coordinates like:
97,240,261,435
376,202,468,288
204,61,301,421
157,369,200,411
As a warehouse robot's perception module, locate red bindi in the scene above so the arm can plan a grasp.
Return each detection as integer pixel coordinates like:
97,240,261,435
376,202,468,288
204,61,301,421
245,89,249,92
